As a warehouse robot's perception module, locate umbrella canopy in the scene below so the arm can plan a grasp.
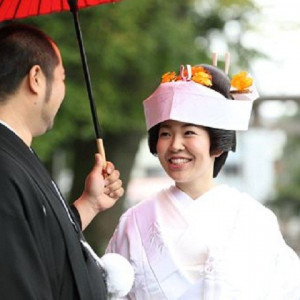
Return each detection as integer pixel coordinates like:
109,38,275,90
0,0,119,21
0,0,122,163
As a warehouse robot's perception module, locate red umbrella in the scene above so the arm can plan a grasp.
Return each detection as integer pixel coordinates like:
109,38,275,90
0,0,122,163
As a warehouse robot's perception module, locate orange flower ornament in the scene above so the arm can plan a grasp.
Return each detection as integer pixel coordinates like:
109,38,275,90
231,71,253,92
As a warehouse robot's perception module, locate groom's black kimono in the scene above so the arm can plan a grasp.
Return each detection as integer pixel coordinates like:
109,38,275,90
0,123,107,299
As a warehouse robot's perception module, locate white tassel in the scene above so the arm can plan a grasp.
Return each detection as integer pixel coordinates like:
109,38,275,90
81,241,134,299
100,253,135,299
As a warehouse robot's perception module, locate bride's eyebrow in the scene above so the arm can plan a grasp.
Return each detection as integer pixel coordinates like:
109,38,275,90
182,123,197,128
160,124,171,129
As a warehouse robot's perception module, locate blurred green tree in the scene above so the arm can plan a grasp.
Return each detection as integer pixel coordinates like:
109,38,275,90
18,0,260,252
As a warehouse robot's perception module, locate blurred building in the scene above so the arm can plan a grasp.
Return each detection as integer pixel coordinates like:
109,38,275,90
216,128,286,203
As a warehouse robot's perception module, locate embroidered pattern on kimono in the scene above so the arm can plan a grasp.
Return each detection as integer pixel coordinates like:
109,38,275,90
106,185,300,300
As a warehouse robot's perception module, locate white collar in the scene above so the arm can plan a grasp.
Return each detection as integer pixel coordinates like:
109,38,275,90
168,184,228,211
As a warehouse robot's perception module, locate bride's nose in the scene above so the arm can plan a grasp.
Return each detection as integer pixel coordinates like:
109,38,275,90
169,135,185,152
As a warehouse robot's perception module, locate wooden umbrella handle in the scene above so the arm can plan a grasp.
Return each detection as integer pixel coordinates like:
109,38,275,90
96,138,107,168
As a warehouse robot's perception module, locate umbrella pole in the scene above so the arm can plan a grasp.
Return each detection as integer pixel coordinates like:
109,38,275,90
68,0,106,165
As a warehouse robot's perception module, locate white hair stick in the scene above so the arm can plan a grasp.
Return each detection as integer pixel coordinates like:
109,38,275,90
224,52,230,74
212,52,218,67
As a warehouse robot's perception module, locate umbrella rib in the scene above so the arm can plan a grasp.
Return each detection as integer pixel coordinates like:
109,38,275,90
37,0,42,15
12,0,22,19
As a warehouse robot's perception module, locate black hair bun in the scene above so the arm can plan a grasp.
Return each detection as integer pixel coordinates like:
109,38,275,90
200,64,232,99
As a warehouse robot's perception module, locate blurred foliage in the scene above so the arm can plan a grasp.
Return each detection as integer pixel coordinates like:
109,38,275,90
14,0,261,160
8,0,262,251
25,0,201,158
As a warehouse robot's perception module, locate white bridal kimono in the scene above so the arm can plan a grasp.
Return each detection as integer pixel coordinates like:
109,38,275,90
106,185,300,299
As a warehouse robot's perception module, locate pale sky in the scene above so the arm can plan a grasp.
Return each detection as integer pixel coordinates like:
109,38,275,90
236,0,300,119
206,0,300,100
251,0,300,96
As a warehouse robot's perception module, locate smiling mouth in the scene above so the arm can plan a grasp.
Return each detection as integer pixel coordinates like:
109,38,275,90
168,158,191,165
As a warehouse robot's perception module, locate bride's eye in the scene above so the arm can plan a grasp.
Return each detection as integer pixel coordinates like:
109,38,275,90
185,130,196,136
159,131,170,137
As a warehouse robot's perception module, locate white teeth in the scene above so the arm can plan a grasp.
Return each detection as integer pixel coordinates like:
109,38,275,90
169,158,189,164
